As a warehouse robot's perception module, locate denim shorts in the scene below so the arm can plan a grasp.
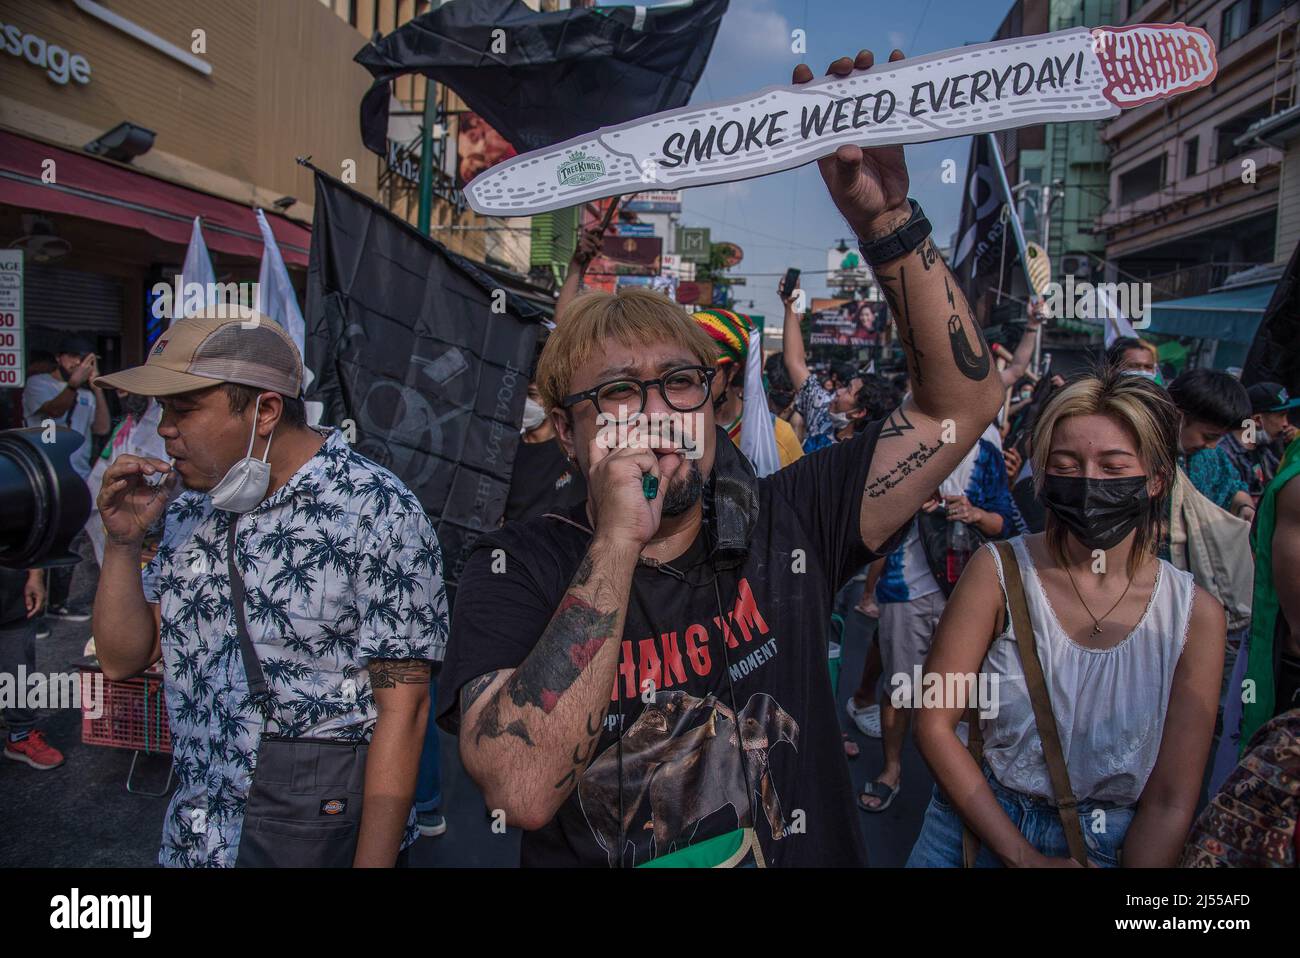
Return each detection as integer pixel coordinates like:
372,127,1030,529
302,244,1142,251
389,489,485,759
905,764,1135,868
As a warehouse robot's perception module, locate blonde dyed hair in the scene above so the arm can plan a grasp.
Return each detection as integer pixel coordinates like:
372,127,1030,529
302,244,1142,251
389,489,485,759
1031,367,1179,575
535,288,718,411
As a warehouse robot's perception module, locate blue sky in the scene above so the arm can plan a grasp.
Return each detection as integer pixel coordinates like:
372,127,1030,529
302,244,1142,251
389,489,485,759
682,0,1013,321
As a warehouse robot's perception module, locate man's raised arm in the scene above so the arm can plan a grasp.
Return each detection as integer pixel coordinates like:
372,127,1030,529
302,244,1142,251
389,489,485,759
800,49,1004,552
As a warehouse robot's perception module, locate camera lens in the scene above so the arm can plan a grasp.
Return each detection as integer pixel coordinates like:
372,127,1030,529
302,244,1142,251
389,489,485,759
0,427,93,569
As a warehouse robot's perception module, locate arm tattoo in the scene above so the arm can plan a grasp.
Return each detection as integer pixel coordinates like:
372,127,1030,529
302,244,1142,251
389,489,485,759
877,407,916,441
919,237,939,271
367,659,431,688
864,440,943,499
471,590,618,748
553,709,606,791
460,670,501,719
474,692,535,747
506,594,616,715
572,553,594,587
877,266,924,387
945,276,991,381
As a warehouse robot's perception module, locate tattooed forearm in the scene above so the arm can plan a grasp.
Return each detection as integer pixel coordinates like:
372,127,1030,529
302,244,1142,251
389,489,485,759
877,266,925,387
864,440,943,498
471,594,616,747
367,659,431,688
506,594,616,714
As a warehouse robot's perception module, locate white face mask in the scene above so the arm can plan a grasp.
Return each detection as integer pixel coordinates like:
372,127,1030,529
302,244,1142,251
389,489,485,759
827,409,853,429
521,397,546,432
210,395,274,513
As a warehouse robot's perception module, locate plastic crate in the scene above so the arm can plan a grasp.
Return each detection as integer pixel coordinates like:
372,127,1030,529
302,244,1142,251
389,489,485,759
79,667,172,755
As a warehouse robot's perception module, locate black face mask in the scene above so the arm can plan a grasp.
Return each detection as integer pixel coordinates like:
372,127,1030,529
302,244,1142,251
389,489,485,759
1040,474,1150,551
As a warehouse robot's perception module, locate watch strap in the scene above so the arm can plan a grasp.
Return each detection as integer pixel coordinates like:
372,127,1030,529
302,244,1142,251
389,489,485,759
858,199,932,268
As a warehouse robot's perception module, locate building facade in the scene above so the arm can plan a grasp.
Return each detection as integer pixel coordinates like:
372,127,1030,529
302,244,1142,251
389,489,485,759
0,0,375,384
1097,0,1297,286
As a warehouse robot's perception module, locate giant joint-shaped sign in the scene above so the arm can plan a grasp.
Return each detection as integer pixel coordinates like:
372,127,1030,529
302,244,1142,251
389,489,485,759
464,24,1217,216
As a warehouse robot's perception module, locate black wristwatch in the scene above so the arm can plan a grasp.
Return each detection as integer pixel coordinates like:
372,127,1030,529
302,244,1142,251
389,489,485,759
857,199,932,268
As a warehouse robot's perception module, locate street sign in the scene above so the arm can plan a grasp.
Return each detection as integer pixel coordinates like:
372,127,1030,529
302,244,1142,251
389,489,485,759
676,226,711,263
0,249,24,389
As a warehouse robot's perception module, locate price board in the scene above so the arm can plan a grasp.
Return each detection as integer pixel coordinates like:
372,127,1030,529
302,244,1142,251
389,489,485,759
0,250,23,389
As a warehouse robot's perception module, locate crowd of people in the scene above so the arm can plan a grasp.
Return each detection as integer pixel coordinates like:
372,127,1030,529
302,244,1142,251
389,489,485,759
2,48,1297,871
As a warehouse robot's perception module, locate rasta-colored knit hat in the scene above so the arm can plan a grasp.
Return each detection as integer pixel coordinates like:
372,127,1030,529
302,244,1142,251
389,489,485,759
691,308,753,366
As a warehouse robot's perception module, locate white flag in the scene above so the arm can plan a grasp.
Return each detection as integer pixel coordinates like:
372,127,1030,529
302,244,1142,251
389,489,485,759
255,208,305,355
739,329,781,478
1097,284,1138,347
177,216,216,322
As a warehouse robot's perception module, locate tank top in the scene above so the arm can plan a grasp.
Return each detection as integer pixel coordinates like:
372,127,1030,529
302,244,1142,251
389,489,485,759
981,536,1195,805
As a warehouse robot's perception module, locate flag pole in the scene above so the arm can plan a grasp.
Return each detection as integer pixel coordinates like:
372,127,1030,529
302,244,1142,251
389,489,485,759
986,132,1044,370
417,77,436,236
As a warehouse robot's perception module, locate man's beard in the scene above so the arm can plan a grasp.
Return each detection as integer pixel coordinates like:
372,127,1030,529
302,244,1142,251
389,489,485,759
662,460,704,517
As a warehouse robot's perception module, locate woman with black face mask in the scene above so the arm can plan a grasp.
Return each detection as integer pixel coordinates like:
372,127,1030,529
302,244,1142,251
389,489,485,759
906,368,1226,868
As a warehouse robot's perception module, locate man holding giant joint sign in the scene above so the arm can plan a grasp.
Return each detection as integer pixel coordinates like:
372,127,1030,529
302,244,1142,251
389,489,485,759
438,49,1005,867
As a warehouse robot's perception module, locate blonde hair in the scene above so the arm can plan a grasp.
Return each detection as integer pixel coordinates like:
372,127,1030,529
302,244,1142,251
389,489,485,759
535,288,718,410
1031,367,1179,575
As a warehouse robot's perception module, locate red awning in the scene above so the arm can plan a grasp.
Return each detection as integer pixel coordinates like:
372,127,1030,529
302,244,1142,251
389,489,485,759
0,130,310,267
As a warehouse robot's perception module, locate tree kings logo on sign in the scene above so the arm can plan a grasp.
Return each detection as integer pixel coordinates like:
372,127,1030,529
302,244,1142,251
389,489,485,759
556,149,605,187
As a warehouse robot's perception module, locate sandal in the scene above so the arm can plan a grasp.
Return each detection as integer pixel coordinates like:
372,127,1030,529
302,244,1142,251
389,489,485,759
845,698,882,738
842,733,859,760
857,779,899,813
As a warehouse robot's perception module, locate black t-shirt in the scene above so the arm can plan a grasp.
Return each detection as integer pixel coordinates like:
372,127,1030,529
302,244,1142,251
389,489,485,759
504,437,587,522
438,421,901,867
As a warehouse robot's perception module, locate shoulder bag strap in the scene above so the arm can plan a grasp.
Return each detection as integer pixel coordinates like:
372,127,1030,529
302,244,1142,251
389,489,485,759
965,542,1088,866
226,519,275,723
996,539,1088,864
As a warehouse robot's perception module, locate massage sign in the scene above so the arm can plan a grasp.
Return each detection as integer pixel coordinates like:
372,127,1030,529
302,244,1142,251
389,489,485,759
464,24,1218,216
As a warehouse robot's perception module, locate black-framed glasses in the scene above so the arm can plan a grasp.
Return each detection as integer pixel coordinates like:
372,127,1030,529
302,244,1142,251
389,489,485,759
561,365,718,419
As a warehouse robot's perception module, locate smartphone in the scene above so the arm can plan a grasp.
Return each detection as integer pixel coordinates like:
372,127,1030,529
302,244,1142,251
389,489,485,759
780,268,800,300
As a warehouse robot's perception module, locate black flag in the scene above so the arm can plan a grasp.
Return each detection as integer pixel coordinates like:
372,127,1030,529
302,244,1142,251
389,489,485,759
356,0,729,156
304,169,545,588
951,133,1018,323
1242,239,1300,392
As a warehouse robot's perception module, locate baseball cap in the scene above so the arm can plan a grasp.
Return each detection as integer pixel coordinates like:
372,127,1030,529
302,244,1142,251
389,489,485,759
1246,382,1300,414
56,334,96,358
93,308,303,397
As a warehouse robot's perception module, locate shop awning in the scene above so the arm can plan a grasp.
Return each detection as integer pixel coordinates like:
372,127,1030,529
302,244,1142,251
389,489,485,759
0,130,310,267
1144,282,1277,344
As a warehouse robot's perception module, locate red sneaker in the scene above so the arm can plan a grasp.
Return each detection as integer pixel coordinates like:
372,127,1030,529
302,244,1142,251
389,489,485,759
4,731,65,770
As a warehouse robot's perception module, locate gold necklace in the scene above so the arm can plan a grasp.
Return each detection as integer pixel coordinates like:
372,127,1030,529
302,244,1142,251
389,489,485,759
1063,563,1136,636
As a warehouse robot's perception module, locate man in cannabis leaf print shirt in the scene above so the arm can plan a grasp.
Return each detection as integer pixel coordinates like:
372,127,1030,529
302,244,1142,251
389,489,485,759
140,429,447,866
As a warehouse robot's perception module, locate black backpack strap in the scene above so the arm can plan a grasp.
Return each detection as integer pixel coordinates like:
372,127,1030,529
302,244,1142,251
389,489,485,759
226,519,276,723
